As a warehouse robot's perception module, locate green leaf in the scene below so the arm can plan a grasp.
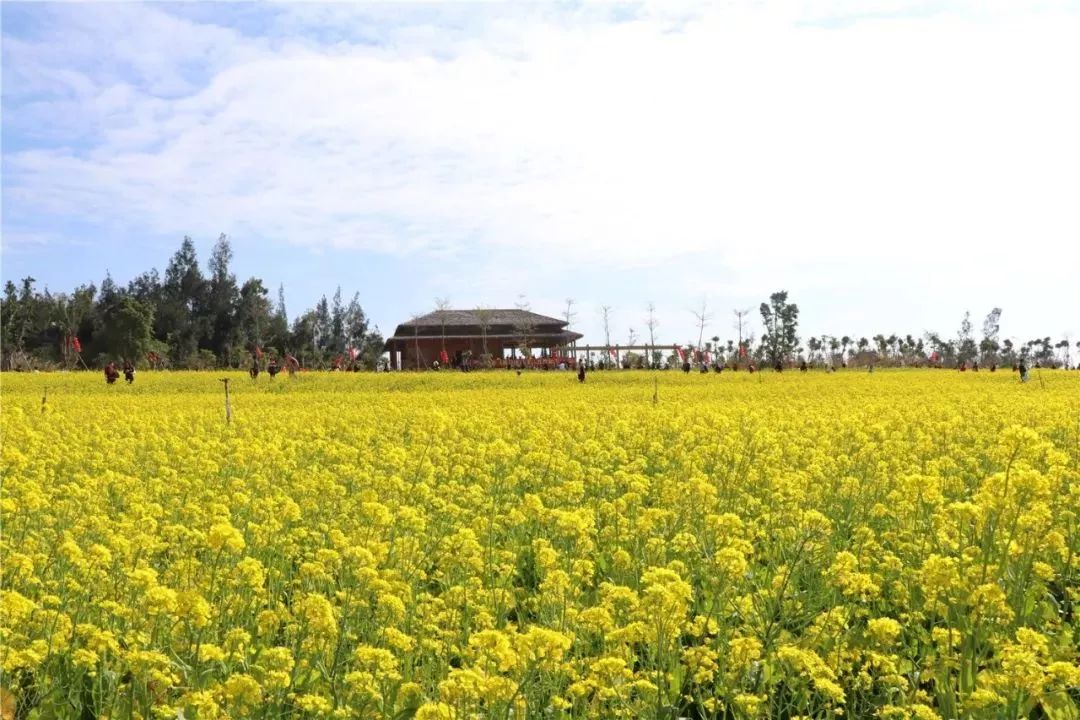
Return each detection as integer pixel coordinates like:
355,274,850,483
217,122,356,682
1041,692,1080,720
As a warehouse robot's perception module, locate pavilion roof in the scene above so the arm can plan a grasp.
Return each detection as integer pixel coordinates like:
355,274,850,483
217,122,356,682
401,309,567,328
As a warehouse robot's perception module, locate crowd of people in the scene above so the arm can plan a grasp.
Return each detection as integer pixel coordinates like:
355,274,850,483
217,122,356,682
100,350,1052,384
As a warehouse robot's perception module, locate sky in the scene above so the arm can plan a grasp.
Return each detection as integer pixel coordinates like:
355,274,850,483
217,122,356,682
2,1,1078,349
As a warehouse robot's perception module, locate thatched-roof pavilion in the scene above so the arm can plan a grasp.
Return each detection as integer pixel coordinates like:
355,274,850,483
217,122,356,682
384,309,582,369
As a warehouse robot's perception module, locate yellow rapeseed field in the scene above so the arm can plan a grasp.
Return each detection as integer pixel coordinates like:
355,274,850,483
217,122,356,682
2,369,1078,720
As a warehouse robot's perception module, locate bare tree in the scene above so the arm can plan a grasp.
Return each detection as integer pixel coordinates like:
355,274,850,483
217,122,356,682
474,305,495,366
628,327,638,346
563,298,577,358
409,311,424,370
645,302,659,368
692,297,712,351
563,298,577,330
434,297,451,353
733,307,751,364
599,305,613,354
512,294,535,358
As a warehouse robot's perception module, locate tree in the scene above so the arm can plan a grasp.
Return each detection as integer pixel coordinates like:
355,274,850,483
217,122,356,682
733,308,751,366
162,237,207,364
330,287,346,354
599,305,613,358
206,234,239,365
344,293,370,352
512,295,535,357
408,311,424,369
314,296,331,355
979,307,1002,364
434,297,452,354
1,278,40,369
267,284,290,355
924,332,956,366
51,284,96,368
759,291,799,366
290,310,318,366
474,305,495,365
644,302,660,368
872,334,888,361
98,296,154,361
691,297,711,351
1001,338,1016,366
956,311,977,365
236,278,272,352
0,235,386,370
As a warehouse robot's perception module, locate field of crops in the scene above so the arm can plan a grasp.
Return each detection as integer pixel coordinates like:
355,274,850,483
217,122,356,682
2,370,1078,719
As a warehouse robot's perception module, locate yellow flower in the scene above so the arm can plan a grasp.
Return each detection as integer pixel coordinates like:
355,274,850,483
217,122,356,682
415,702,455,720
220,673,262,711
207,521,245,553
866,617,902,646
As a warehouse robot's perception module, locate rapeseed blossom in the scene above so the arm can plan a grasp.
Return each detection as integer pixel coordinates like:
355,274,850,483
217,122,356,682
1,369,1078,718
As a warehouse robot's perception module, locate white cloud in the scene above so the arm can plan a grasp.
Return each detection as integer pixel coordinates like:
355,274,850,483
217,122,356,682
3,1,1078,341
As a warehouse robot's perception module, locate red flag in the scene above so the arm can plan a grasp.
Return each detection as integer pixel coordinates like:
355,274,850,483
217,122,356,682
608,348,617,359
739,345,747,358
348,347,360,360
72,336,82,354
676,347,686,361
255,346,264,359
439,350,449,365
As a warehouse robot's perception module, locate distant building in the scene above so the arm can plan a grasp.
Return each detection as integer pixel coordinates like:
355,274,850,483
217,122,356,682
384,309,582,369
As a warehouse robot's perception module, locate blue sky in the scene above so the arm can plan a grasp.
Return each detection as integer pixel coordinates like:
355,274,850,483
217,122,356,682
3,1,1078,347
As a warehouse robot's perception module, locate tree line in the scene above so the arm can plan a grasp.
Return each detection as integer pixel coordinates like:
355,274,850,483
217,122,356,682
0,235,385,370
582,292,1076,370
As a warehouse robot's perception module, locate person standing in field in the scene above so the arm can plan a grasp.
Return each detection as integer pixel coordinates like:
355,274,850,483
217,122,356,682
578,363,586,383
1019,360,1029,383
285,354,300,377
249,354,260,380
123,360,135,384
104,362,119,384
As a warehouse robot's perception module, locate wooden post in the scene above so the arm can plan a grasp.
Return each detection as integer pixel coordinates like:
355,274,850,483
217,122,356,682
219,378,232,423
